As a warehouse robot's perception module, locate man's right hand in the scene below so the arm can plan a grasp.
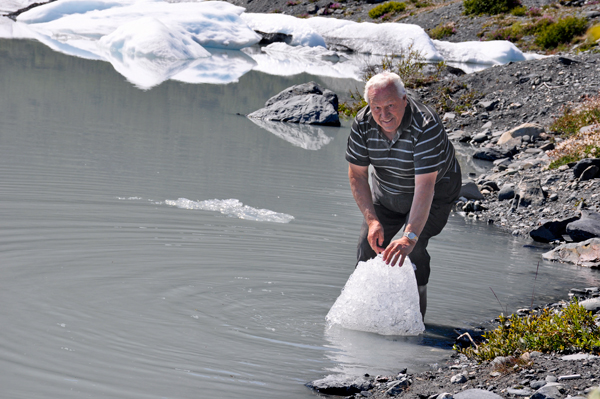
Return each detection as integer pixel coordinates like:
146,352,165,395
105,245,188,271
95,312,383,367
367,219,385,254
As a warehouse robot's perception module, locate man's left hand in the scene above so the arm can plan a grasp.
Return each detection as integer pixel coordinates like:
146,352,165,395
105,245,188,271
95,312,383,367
382,236,416,267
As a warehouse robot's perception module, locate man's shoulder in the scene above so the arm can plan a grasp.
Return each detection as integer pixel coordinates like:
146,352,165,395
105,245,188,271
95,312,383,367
407,95,441,129
355,105,371,123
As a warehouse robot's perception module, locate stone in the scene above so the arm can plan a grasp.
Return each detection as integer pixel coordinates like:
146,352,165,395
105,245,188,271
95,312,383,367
531,383,564,399
449,130,471,142
450,374,467,384
248,82,340,126
579,165,600,181
517,177,546,208
578,298,600,312
255,30,292,45
566,211,600,242
437,393,454,399
497,123,545,145
558,374,581,381
530,380,547,389
539,142,555,152
385,377,410,395
471,132,489,143
460,181,484,200
542,238,600,267
443,112,456,121
479,99,499,111
498,184,515,201
306,375,373,395
561,353,598,361
454,389,503,399
573,158,600,179
473,147,512,161
529,216,579,243
507,388,533,396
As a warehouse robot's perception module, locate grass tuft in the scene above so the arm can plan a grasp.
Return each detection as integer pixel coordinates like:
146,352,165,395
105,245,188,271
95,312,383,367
457,301,600,361
368,1,406,19
463,0,522,16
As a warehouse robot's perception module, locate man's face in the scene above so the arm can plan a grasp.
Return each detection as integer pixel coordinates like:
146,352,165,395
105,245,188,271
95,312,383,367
368,83,407,137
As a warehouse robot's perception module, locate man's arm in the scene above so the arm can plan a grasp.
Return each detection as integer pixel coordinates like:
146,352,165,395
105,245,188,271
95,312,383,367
382,171,437,266
348,163,385,254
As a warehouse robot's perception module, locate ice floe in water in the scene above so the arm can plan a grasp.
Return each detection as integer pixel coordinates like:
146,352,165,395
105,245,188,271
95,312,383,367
0,0,544,89
165,198,294,223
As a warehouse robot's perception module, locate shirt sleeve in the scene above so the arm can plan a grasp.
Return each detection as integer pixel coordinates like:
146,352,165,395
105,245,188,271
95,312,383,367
412,104,447,175
345,118,370,166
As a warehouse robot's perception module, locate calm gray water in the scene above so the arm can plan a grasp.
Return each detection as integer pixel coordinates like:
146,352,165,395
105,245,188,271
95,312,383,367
1,39,599,399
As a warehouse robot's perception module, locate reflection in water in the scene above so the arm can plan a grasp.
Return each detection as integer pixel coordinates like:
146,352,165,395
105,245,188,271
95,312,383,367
248,118,334,150
172,48,257,85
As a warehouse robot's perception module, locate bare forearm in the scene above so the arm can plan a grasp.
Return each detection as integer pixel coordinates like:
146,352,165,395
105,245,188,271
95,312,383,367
348,166,378,224
405,173,437,236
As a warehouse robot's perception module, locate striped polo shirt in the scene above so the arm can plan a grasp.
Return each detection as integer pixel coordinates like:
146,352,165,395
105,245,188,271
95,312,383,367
346,95,458,195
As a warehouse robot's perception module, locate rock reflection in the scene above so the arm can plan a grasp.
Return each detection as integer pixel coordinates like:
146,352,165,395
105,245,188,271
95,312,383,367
248,118,333,150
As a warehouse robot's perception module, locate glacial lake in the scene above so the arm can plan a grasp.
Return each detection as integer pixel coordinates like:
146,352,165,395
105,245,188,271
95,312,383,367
1,38,599,399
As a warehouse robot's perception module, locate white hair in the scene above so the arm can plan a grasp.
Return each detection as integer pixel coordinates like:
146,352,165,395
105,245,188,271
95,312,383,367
363,72,406,105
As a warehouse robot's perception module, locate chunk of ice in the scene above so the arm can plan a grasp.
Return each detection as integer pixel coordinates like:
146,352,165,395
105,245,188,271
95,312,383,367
165,198,294,223
326,255,425,336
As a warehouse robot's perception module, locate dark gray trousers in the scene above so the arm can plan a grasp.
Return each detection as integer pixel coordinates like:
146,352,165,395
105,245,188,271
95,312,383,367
356,166,462,286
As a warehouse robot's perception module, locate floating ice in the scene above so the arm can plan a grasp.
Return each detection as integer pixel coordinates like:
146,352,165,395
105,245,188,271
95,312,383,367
165,198,294,223
248,118,333,150
326,255,425,336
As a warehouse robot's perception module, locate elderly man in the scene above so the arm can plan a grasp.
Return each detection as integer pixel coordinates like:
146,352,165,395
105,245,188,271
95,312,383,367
346,71,461,319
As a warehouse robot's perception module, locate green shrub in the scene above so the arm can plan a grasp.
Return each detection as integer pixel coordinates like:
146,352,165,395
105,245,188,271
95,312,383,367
458,301,600,361
368,1,406,19
510,5,527,16
429,22,456,40
463,0,522,16
535,16,588,49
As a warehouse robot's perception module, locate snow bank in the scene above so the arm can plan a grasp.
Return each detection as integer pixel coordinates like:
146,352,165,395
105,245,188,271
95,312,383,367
433,39,545,65
2,0,544,89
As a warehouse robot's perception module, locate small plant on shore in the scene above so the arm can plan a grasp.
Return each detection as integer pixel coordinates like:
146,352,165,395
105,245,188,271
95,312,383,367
548,95,600,168
510,5,527,16
535,16,588,49
463,0,522,16
368,1,406,19
457,301,600,361
409,0,430,8
429,22,456,40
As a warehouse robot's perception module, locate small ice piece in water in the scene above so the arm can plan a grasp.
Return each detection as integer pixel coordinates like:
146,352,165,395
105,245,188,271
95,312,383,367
165,198,294,223
326,255,425,335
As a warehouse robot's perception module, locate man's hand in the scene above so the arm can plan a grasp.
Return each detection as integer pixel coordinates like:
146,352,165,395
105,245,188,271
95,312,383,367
382,236,416,266
367,219,385,254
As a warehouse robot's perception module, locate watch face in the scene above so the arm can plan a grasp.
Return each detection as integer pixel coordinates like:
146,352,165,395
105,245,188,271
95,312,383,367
405,232,417,240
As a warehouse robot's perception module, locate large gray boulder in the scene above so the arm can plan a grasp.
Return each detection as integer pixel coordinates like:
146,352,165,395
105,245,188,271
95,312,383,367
573,158,600,179
306,375,373,395
567,211,600,242
248,82,340,126
529,216,579,243
542,237,600,267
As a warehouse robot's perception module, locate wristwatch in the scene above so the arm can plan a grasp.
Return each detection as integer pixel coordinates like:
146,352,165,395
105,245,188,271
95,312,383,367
403,231,419,242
